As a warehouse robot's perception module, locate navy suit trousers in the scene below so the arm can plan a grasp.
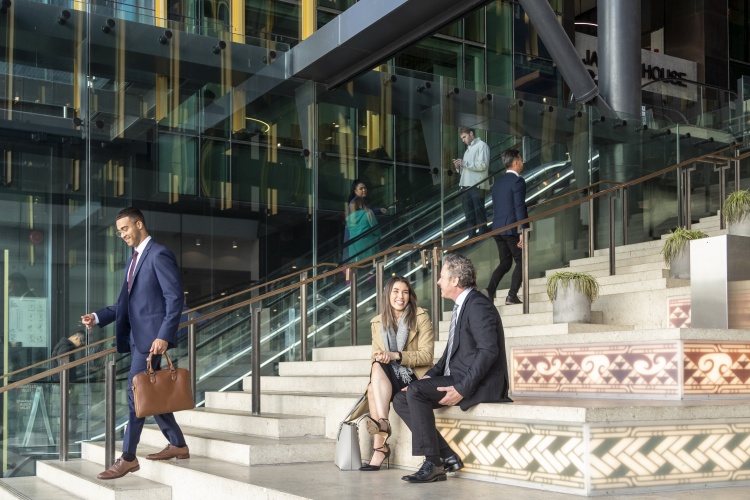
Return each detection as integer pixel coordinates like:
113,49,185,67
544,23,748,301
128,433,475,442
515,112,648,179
123,343,187,454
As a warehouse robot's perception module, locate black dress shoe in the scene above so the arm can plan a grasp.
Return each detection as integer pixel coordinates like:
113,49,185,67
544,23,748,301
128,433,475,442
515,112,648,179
441,453,464,473
505,295,522,305
401,460,446,483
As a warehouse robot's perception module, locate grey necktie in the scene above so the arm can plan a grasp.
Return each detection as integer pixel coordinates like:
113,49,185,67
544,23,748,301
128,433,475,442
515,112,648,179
444,303,459,376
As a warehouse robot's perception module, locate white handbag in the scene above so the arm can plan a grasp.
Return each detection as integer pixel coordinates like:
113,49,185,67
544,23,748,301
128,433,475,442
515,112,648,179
334,391,368,470
334,421,362,470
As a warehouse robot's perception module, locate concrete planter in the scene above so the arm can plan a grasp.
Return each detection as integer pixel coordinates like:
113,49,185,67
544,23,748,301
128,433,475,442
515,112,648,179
668,246,690,279
728,216,750,237
552,284,592,324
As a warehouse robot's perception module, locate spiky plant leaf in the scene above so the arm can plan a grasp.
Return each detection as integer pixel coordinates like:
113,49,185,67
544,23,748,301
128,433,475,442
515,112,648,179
546,271,600,303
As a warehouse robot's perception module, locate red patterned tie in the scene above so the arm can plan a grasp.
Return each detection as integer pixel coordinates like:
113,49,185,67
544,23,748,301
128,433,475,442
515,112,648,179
127,250,139,293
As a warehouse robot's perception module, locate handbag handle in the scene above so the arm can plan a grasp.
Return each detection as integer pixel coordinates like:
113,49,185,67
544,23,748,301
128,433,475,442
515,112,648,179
145,351,177,383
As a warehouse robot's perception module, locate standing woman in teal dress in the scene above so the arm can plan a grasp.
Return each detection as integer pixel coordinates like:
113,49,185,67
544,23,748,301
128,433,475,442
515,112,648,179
346,196,380,261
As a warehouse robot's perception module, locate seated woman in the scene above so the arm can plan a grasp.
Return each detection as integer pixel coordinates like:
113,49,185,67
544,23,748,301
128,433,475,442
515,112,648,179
346,196,380,262
360,276,435,471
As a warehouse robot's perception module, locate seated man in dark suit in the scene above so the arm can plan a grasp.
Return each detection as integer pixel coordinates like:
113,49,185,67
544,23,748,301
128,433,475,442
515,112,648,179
393,253,512,483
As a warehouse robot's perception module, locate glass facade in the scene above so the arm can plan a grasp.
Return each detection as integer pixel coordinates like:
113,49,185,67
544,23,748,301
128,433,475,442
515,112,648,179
0,0,746,476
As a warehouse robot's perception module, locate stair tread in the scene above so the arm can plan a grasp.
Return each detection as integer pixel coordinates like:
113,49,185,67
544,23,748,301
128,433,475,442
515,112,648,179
37,459,170,496
83,443,544,500
146,423,331,444
505,327,750,347
186,407,322,421
0,476,85,500
226,391,750,423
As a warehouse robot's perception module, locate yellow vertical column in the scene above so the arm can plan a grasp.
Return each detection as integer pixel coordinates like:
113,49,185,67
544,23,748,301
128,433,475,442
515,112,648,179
231,1,246,134
231,0,245,43
73,18,83,122
155,0,167,28
301,0,316,40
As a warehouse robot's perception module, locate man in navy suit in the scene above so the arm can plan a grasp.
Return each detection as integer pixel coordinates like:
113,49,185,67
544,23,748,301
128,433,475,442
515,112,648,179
393,253,512,483
482,149,528,305
82,207,189,480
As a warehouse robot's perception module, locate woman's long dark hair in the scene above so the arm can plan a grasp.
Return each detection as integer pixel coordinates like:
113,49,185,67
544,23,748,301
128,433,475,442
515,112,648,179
381,276,418,333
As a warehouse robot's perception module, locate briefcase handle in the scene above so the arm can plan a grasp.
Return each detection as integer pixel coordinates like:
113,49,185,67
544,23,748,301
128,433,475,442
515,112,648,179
145,351,178,383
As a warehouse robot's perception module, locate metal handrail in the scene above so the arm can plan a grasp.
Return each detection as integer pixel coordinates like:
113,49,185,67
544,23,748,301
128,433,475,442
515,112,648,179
0,139,744,467
0,336,114,380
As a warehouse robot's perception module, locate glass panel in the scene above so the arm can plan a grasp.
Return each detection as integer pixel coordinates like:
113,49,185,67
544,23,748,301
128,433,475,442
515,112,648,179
465,45,485,90
438,21,462,39
487,0,513,95
395,38,461,81
465,9,485,44
729,0,750,63
318,0,357,13
246,0,301,47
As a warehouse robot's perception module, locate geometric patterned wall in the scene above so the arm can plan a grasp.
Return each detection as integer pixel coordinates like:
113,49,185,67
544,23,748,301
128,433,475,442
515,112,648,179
437,417,750,495
588,421,750,491
437,418,586,491
512,342,750,398
684,342,750,396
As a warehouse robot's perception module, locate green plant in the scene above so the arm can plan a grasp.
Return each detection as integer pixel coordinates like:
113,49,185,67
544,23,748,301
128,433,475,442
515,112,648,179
661,227,708,265
546,271,600,303
723,189,750,225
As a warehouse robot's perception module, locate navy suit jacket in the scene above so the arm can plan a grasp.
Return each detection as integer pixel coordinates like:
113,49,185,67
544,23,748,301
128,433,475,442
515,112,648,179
96,239,183,354
491,171,528,236
426,289,512,410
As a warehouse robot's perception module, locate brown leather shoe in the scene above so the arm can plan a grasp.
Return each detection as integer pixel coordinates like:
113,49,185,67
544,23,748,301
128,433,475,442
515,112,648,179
146,444,190,460
97,457,140,480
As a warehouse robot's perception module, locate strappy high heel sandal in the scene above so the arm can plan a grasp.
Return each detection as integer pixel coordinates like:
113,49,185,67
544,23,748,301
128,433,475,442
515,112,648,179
364,417,392,441
359,444,391,471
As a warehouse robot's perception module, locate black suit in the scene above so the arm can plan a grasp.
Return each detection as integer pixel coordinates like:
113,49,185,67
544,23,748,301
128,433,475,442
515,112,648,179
393,289,512,457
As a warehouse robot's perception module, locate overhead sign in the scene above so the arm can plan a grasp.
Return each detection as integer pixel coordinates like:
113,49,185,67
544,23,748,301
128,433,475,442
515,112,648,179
575,33,697,99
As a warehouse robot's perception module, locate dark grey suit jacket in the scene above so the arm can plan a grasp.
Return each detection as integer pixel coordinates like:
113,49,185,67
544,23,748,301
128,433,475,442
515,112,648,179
426,289,512,410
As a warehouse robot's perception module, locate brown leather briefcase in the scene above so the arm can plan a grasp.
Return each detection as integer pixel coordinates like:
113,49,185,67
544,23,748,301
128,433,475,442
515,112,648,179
132,352,195,418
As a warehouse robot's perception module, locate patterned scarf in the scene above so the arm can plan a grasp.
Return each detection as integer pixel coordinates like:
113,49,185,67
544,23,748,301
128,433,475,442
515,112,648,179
381,315,414,384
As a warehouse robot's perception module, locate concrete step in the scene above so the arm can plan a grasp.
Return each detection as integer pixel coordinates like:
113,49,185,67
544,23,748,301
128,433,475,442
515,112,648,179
278,359,372,377
566,252,665,273
35,459,170,500
518,277,687,306
313,345,371,361
522,269,670,296
504,322,634,338
509,310,603,328
206,391,363,439
0,476,84,500
82,444,558,500
261,375,371,394
311,342,448,362
175,407,325,438
81,441,311,500
542,256,668,278
140,424,334,466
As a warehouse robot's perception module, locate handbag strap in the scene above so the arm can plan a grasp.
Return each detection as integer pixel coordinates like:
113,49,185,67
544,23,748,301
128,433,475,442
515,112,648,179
145,351,176,375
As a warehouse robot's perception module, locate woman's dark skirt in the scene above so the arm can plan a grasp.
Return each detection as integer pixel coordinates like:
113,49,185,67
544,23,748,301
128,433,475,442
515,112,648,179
373,361,416,401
